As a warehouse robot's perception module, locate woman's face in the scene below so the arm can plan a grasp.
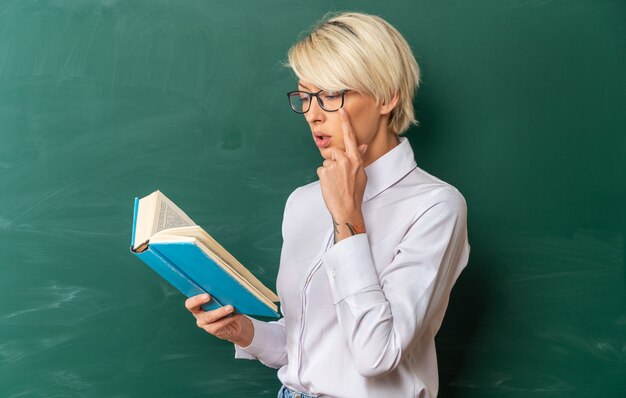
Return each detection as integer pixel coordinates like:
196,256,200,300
298,81,391,161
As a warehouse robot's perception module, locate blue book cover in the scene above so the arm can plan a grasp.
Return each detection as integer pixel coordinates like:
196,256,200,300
130,193,279,318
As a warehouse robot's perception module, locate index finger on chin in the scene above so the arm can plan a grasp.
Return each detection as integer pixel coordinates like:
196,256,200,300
326,147,344,162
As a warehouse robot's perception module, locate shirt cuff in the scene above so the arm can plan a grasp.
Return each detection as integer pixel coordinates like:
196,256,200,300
234,316,284,359
322,233,381,304
234,343,256,359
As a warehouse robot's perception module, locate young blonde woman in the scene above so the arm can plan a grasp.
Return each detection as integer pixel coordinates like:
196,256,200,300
185,12,470,398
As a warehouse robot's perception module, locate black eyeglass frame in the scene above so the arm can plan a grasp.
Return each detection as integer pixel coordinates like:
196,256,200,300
286,89,350,114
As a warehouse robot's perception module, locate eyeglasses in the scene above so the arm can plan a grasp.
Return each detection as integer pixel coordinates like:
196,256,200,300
287,89,350,114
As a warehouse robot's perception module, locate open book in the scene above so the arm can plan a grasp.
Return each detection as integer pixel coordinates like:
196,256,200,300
130,190,279,318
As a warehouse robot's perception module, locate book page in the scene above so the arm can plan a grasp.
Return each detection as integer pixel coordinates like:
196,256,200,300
133,190,197,252
152,191,196,235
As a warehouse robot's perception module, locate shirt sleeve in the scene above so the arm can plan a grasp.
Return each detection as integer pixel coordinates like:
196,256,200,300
321,188,470,377
234,316,287,369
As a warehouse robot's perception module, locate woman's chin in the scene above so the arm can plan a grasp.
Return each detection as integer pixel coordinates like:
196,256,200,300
318,145,346,158
319,147,335,159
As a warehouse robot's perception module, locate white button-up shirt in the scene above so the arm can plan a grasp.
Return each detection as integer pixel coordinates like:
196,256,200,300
235,136,470,398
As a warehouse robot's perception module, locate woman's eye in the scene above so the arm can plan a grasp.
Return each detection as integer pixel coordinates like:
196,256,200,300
324,91,344,101
299,96,310,103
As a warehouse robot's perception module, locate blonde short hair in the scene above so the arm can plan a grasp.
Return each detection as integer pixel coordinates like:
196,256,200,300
286,12,421,135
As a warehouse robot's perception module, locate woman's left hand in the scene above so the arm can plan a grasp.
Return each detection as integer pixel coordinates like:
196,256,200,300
317,109,368,240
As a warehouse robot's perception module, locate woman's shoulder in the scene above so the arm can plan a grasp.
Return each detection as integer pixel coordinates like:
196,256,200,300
394,166,467,215
282,180,325,215
285,180,322,204
402,165,464,194
280,181,331,238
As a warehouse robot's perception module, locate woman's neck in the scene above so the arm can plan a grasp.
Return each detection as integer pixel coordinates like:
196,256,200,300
363,127,399,167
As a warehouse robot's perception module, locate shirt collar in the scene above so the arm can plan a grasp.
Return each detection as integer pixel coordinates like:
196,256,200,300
363,136,418,203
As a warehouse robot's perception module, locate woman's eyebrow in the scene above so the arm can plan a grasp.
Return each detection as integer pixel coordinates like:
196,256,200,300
298,82,312,90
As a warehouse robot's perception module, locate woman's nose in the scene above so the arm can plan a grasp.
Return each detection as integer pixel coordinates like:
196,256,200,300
305,96,324,124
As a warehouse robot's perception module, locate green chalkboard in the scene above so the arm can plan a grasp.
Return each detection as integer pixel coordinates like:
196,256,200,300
1,0,624,397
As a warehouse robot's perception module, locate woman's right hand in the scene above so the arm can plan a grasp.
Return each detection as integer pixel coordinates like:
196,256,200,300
184,294,254,347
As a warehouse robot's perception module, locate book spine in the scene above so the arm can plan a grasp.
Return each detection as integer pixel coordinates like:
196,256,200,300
130,197,139,251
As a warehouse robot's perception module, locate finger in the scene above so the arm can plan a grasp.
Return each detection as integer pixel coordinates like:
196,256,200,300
197,304,234,325
339,108,360,158
326,147,346,163
203,314,242,339
323,159,334,167
185,293,212,314
358,144,368,157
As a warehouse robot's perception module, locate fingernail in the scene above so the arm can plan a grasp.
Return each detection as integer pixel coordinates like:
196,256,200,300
225,305,234,312
202,294,210,300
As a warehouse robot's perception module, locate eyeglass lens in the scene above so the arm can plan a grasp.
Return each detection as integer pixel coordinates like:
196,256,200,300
288,91,344,113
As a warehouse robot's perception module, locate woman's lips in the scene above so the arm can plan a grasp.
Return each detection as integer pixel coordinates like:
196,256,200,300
314,134,332,148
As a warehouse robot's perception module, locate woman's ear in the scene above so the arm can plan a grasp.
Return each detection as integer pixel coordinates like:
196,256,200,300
380,92,399,115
